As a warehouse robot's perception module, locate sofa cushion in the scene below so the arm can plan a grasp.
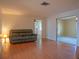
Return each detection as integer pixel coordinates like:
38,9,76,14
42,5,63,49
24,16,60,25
19,33,33,36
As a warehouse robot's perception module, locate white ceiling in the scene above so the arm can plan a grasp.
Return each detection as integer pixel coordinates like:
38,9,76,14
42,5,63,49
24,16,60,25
0,0,79,18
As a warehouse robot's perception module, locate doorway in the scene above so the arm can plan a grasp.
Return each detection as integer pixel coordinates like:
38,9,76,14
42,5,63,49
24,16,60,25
57,16,77,45
34,20,42,35
34,20,42,47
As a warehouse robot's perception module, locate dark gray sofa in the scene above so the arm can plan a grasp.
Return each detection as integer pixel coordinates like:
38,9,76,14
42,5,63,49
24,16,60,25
9,29,37,44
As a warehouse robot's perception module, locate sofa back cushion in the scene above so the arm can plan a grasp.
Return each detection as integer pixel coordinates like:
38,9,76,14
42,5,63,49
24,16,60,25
9,29,33,37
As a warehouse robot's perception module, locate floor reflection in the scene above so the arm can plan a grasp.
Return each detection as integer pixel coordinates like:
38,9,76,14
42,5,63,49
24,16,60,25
76,47,79,59
0,38,2,59
57,36,77,45
37,33,42,48
0,36,78,59
57,42,77,59
2,38,10,52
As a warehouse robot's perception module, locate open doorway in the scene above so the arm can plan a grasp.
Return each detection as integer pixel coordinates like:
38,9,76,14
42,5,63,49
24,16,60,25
34,19,42,46
57,16,77,45
34,20,42,35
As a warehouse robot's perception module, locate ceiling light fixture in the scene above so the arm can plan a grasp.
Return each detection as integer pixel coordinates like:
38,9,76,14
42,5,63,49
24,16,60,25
41,1,50,6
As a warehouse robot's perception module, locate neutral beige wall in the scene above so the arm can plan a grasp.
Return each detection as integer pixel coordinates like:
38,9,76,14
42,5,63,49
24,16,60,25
1,14,34,34
63,19,76,37
62,20,67,36
58,19,76,37
57,20,64,36
1,14,46,38
0,20,1,34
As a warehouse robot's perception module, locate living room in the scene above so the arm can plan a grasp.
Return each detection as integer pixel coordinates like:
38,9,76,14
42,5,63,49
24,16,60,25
0,0,79,59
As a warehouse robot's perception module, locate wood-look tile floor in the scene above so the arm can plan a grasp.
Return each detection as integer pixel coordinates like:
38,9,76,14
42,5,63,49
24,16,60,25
1,39,78,59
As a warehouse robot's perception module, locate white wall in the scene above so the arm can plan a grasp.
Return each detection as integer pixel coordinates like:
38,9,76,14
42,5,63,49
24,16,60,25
47,9,79,46
46,15,56,40
42,19,46,38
